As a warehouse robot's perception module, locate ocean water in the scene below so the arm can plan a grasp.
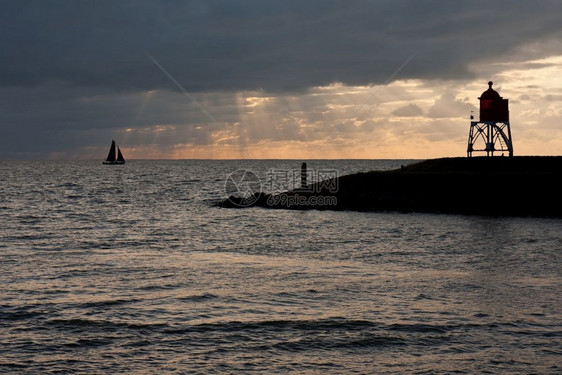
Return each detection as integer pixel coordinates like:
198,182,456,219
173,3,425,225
0,160,560,374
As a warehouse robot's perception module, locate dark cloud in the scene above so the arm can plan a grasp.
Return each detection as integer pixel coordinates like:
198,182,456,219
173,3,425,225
0,84,233,157
1,0,561,158
1,1,561,93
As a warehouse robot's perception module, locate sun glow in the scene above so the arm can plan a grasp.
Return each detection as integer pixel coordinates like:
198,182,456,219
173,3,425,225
89,55,562,160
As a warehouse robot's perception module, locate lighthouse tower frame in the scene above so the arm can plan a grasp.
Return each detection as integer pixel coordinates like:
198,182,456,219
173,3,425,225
467,81,513,157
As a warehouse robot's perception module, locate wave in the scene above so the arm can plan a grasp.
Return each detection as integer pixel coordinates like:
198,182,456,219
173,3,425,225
177,292,219,302
45,318,169,332
0,308,46,322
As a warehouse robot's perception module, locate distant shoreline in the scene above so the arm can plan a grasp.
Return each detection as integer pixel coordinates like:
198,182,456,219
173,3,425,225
220,156,562,218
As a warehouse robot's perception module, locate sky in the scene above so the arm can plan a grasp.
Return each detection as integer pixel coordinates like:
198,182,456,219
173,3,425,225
1,0,562,159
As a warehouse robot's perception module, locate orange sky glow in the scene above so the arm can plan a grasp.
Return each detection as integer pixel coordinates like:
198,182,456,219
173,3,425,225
95,55,562,160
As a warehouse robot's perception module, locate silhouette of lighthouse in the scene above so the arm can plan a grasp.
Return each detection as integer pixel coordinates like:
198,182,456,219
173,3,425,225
467,81,513,157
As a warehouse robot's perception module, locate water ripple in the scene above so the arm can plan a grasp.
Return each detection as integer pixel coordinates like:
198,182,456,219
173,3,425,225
1,160,560,374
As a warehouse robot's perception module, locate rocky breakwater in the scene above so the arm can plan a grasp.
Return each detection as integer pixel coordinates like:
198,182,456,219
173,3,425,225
220,157,562,217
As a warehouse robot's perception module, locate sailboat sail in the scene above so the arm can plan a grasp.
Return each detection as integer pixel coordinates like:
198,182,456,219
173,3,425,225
106,140,116,162
103,140,125,164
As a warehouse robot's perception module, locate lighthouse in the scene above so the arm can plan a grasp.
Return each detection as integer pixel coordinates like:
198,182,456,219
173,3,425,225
467,81,513,157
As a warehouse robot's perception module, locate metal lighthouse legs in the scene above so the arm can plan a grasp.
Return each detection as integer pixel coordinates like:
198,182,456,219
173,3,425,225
467,120,513,157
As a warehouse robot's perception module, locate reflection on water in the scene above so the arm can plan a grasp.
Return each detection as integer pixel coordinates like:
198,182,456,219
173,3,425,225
0,160,560,374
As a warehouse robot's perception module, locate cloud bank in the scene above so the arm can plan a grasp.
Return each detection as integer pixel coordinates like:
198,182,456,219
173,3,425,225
1,1,561,158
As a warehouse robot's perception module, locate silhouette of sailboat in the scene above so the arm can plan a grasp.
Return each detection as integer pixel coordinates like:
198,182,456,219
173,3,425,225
103,140,125,164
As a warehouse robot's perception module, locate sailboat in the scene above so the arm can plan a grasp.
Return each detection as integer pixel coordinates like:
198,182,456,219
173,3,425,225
103,140,125,165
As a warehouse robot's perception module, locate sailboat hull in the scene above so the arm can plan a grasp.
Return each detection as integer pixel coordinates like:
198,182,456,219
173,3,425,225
102,160,125,165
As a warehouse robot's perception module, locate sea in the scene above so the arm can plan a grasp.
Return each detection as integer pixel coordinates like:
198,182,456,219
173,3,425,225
1,160,560,374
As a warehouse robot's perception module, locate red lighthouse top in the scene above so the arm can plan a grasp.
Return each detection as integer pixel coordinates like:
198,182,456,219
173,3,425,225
480,81,501,100
478,81,509,122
